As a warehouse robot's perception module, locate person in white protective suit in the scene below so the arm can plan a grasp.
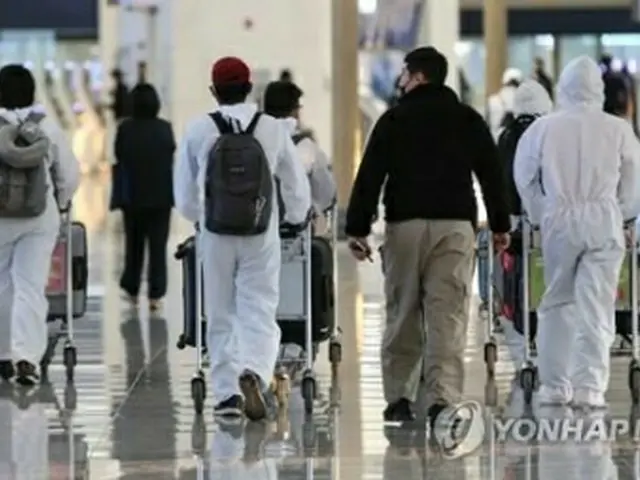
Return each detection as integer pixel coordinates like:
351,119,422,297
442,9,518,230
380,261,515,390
173,56,311,421
262,80,337,216
486,67,523,138
0,65,80,386
514,55,640,408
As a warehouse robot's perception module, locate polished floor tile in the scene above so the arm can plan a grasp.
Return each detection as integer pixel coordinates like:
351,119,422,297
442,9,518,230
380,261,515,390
4,171,640,478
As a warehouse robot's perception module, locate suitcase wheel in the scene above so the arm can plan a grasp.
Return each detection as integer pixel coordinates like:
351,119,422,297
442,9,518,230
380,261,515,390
629,359,640,404
520,363,538,405
484,339,498,378
301,371,316,416
191,374,206,415
63,345,77,383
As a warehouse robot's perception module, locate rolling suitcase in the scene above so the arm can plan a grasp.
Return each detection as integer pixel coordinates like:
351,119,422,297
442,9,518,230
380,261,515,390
46,219,88,320
42,210,85,382
175,236,206,350
278,235,335,347
174,229,207,415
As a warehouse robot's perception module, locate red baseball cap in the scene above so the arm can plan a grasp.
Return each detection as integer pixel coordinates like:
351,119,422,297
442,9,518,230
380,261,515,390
211,56,251,86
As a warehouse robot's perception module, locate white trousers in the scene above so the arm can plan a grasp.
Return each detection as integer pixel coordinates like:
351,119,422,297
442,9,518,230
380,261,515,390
537,231,624,403
0,201,59,365
202,227,282,404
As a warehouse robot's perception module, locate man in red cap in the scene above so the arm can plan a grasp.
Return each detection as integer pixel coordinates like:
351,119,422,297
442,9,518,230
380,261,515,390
174,56,311,422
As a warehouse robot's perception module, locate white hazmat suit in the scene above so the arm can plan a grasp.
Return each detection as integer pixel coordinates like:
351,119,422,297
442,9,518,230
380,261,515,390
486,68,523,138
514,56,640,407
0,107,79,367
174,103,311,405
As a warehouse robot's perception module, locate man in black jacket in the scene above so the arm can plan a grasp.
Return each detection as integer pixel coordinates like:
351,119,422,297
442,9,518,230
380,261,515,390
345,47,511,451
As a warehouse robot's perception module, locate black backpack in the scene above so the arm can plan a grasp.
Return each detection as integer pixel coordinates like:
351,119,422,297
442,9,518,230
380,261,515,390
499,110,516,129
205,112,273,235
497,114,537,215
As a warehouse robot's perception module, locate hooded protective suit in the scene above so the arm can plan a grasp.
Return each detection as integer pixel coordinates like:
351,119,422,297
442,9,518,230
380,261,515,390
486,68,523,138
174,103,311,405
0,107,79,368
514,56,640,406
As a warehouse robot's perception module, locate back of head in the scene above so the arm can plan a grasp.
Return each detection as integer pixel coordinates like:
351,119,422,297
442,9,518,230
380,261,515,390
263,81,303,118
130,83,161,119
514,80,553,117
0,64,36,110
211,56,253,105
602,70,630,116
502,68,523,88
404,46,448,86
556,56,604,109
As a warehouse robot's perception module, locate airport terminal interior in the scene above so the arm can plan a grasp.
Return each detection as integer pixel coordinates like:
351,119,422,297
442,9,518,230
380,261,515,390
5,0,640,478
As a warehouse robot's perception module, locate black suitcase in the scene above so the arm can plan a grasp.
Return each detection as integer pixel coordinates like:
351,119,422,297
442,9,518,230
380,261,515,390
175,237,206,349
279,236,335,347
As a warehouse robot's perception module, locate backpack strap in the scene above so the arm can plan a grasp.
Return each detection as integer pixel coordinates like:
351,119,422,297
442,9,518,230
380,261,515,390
209,112,234,134
244,112,262,135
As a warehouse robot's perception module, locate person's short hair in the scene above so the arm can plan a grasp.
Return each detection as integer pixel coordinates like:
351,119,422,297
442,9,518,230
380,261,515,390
211,56,253,105
0,64,36,109
404,47,448,86
279,69,293,82
263,81,303,118
130,83,161,118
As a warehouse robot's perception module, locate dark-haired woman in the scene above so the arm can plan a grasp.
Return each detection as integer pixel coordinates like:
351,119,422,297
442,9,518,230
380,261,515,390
112,83,175,311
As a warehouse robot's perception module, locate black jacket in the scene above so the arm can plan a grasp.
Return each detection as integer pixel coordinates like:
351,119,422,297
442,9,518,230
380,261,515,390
114,118,176,210
345,84,511,237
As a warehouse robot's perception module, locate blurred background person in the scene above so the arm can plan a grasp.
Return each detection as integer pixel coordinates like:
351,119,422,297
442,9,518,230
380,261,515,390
111,83,176,311
533,57,554,100
109,68,130,122
459,68,472,105
486,67,523,138
600,53,634,122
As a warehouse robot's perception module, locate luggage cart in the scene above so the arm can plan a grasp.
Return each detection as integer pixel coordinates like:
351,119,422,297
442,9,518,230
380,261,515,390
274,208,342,416
519,219,538,405
483,232,498,379
41,207,82,383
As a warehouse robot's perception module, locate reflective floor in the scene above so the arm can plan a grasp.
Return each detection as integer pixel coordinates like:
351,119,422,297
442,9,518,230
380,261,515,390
5,171,640,479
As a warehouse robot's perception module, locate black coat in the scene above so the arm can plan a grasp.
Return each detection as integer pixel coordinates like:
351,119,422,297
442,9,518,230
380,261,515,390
345,84,511,236
112,117,176,210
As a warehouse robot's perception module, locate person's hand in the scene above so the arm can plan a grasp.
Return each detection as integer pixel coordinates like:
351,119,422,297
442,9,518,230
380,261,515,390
493,232,511,252
348,237,373,262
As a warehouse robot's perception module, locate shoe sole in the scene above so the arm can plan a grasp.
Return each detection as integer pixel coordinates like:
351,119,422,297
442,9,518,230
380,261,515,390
15,376,37,387
239,374,267,421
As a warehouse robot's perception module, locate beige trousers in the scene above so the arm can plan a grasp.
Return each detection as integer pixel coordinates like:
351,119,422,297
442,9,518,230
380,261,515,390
381,219,475,408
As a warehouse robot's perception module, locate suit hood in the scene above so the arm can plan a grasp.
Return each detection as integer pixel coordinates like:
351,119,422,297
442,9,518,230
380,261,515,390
557,56,605,109
513,80,553,117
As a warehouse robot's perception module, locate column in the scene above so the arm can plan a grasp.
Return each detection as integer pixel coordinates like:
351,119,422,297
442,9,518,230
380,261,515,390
99,0,119,104
418,0,460,92
332,0,360,235
484,0,508,97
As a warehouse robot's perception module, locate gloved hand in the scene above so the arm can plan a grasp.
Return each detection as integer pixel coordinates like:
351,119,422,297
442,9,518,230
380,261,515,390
280,222,307,238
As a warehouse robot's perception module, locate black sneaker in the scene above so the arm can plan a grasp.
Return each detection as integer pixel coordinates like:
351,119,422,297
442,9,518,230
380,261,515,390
0,361,14,382
214,395,244,420
15,361,38,387
383,398,416,423
239,370,269,421
428,400,485,459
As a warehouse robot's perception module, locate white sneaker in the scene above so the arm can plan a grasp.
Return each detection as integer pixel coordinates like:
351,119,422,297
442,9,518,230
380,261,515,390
536,385,572,407
572,389,607,410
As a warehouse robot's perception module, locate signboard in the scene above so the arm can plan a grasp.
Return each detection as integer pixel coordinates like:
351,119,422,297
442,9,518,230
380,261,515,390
0,0,97,36
359,0,424,49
